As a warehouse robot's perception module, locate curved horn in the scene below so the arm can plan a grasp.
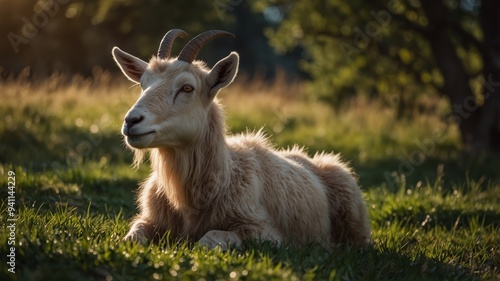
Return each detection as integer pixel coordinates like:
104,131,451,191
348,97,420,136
157,29,189,59
178,30,235,63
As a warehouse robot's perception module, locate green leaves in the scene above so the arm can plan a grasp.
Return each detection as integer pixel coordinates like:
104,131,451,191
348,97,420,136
256,0,483,111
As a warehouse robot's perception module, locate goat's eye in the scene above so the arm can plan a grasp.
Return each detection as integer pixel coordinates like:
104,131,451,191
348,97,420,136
182,85,194,93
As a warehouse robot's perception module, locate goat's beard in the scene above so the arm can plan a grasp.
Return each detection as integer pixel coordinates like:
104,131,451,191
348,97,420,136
132,149,146,168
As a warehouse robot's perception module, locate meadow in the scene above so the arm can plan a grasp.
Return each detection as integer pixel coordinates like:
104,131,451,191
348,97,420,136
0,73,498,280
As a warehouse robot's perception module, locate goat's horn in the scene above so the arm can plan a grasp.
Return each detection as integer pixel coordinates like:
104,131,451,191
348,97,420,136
158,29,189,59
178,30,234,63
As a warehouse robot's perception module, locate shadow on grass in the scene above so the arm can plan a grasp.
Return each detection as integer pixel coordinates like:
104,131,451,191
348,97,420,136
0,170,139,218
353,155,500,191
240,240,477,280
7,230,481,281
376,205,500,231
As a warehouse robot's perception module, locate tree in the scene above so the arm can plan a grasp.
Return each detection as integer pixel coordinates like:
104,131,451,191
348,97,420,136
254,0,500,152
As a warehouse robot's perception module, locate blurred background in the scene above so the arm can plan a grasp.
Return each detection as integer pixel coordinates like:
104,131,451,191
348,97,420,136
1,0,303,80
1,0,499,187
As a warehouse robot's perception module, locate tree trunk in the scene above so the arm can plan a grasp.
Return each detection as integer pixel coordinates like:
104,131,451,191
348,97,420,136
420,0,480,150
477,0,500,152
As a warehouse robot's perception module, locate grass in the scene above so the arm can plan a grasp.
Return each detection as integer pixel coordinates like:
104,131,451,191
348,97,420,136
0,75,499,280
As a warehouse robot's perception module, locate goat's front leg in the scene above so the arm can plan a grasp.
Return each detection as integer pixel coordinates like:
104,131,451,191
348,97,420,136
198,222,283,250
198,230,242,250
124,216,155,243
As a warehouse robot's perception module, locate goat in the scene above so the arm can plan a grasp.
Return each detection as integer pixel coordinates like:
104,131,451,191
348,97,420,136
112,29,371,249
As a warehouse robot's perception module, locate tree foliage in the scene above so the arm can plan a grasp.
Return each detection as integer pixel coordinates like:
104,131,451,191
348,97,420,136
254,0,500,152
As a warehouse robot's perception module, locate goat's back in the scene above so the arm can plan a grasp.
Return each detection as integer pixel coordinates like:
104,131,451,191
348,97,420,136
227,133,332,245
226,132,370,246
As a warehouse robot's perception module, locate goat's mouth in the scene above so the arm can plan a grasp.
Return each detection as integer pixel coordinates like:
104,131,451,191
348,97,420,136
125,131,155,138
122,124,156,138
124,130,156,148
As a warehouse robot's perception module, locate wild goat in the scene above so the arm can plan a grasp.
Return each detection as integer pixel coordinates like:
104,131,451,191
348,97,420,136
112,29,371,249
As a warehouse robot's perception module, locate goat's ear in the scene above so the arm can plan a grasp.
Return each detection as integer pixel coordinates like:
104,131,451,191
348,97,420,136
112,47,148,84
206,52,239,99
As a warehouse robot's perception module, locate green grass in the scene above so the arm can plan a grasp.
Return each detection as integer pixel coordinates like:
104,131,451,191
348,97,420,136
0,77,499,280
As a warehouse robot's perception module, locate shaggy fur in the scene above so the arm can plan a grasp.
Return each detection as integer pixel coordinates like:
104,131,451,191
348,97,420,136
111,33,371,249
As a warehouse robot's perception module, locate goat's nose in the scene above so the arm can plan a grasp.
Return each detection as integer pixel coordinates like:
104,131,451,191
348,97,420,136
124,114,144,128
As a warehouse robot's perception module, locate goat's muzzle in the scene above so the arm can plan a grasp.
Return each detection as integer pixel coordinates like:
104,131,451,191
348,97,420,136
122,115,154,137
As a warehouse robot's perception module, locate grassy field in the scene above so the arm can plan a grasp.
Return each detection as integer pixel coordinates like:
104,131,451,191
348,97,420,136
0,74,499,280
